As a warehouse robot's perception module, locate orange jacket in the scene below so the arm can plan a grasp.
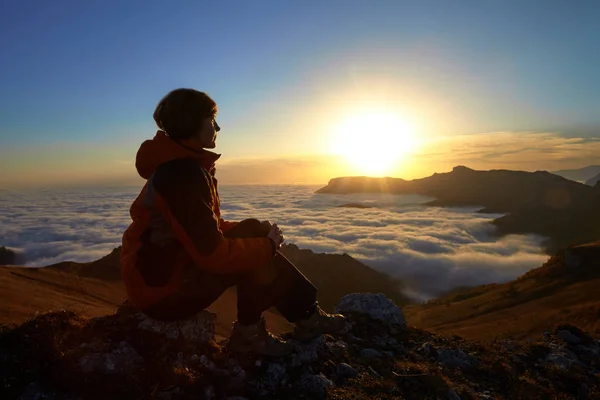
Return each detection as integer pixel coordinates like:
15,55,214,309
120,131,274,311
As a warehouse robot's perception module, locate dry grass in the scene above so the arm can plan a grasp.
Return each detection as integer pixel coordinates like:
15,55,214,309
0,264,291,340
405,243,600,342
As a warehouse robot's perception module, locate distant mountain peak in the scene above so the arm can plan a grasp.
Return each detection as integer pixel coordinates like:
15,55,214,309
451,165,474,173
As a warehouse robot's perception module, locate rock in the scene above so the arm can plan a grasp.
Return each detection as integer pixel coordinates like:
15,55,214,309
578,384,590,399
203,385,216,400
136,310,216,342
360,348,383,359
296,336,326,364
326,340,348,358
545,353,571,370
501,340,516,351
257,363,288,394
436,348,478,369
78,341,143,374
336,363,358,378
18,381,53,400
199,354,217,370
372,334,404,353
154,386,182,400
335,293,406,327
420,342,438,358
557,330,582,345
447,389,462,400
296,373,333,399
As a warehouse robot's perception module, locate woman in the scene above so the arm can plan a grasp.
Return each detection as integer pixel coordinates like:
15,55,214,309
120,88,346,357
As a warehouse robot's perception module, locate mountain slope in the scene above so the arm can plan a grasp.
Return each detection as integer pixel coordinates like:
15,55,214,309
0,244,407,339
552,165,600,182
586,172,600,186
404,241,600,341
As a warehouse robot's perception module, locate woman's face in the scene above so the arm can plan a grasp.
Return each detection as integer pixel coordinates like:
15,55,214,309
197,117,220,149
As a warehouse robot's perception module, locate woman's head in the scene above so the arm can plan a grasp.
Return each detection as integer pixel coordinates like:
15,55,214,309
153,88,220,149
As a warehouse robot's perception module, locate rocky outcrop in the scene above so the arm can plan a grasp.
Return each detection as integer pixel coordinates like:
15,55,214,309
0,246,24,265
2,293,599,400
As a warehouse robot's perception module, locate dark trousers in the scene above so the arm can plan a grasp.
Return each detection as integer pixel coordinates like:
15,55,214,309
143,219,318,324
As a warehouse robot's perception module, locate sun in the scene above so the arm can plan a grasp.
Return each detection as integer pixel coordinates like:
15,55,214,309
329,111,417,176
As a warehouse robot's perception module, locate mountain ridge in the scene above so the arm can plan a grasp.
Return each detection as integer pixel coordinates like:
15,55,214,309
316,166,600,254
552,165,600,182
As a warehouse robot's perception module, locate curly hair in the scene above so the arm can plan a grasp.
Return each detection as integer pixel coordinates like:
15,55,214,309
153,88,218,139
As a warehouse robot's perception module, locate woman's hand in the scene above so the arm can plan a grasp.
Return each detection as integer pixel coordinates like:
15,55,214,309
267,223,285,250
260,220,272,231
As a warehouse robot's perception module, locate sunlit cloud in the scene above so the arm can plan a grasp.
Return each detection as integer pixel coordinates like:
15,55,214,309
1,131,599,188
413,131,600,173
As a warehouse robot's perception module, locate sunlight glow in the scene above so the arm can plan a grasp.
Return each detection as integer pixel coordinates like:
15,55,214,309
329,110,418,176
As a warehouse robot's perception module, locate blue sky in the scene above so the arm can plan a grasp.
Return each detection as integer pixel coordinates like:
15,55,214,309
1,0,599,187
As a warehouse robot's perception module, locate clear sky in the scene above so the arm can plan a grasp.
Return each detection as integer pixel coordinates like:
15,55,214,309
1,0,599,188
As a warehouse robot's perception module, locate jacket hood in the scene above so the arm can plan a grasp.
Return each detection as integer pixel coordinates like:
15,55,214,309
135,130,221,179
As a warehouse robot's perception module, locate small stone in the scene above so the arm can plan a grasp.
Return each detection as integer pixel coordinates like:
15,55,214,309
545,353,573,370
501,340,515,351
578,384,590,398
257,363,287,394
360,348,383,359
297,373,333,399
436,348,478,369
336,363,358,378
295,336,326,364
543,329,552,337
199,354,217,370
373,335,404,353
557,330,582,345
447,389,462,400
420,342,437,358
18,381,49,400
204,385,216,400
136,309,216,342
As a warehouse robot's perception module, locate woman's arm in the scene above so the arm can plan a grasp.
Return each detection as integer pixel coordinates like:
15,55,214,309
150,158,273,273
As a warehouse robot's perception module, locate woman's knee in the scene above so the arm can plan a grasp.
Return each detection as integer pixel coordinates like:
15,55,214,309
246,261,279,286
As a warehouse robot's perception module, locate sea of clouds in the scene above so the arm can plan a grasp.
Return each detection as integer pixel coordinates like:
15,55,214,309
0,184,549,301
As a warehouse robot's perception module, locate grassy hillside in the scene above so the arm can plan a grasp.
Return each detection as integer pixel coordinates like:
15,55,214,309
405,241,600,341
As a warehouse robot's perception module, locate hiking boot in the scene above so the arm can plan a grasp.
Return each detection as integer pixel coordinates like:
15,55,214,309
293,306,347,342
227,318,295,357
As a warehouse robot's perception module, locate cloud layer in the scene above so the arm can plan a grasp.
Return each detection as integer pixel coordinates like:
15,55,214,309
0,185,549,301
